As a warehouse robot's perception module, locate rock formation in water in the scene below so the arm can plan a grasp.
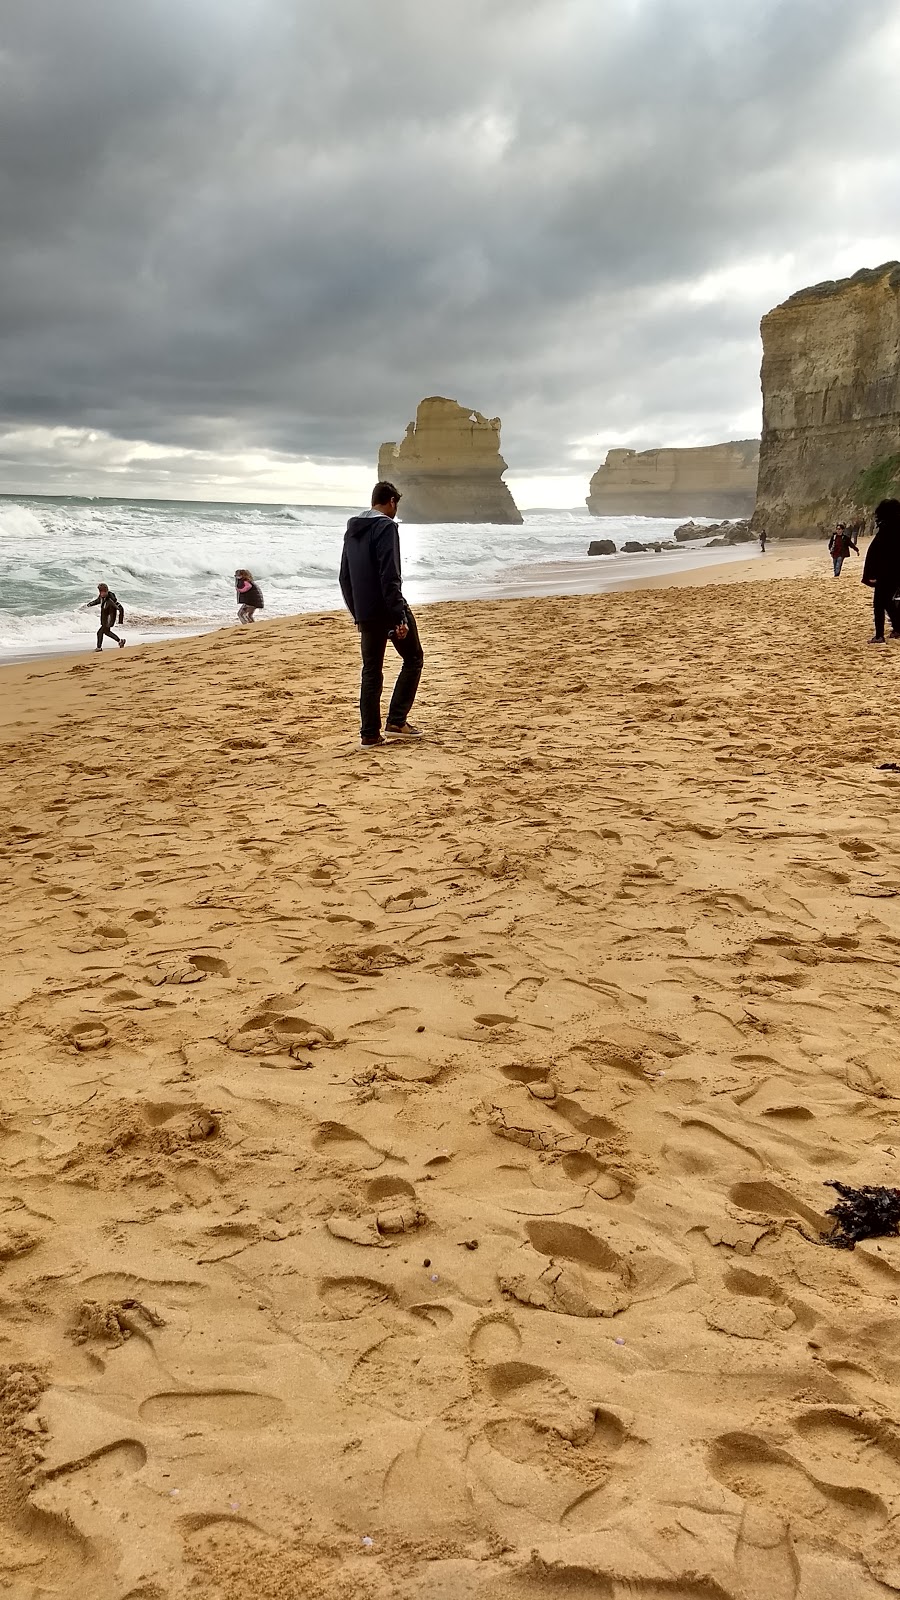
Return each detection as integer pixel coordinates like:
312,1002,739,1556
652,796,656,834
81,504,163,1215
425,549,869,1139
377,397,523,524
586,441,759,517
754,262,900,538
674,519,753,544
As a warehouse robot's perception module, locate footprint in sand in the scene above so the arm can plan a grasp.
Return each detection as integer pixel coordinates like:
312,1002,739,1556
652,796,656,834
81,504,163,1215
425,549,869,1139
67,1020,110,1052
505,976,546,1002
43,1438,147,1484
734,1505,800,1600
147,953,230,984
793,1407,900,1485
705,1265,800,1340
318,1276,400,1320
139,1390,284,1430
708,1431,887,1543
500,1220,632,1318
364,1176,426,1234
313,1121,383,1170
664,1117,765,1179
482,1361,596,1445
469,1314,522,1363
727,1179,830,1234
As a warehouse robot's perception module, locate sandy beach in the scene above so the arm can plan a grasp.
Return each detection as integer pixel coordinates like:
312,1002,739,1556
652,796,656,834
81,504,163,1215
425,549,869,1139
3,555,900,1599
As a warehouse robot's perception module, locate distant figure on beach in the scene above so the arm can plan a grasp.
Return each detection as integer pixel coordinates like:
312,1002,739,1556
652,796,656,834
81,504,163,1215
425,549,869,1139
85,583,125,651
828,522,858,577
862,499,900,643
759,529,767,553
339,481,424,747
235,569,263,623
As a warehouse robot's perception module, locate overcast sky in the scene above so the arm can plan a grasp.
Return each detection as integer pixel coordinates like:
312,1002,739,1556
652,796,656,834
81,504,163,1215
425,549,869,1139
1,0,898,506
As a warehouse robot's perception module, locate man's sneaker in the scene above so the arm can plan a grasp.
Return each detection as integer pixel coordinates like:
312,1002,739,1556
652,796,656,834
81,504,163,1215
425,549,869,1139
360,735,386,747
385,722,423,738
869,635,886,645
118,638,127,648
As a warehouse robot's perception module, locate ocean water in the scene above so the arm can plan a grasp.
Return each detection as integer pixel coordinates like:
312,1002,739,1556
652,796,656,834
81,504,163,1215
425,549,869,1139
0,494,737,659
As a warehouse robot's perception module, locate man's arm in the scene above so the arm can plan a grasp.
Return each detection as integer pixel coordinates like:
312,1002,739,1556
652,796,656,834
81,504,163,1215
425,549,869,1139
338,549,356,620
374,523,405,624
86,595,101,607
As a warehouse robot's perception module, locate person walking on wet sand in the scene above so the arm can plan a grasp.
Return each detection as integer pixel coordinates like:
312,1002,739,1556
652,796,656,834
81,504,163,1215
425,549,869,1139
828,522,858,577
759,528,767,553
862,499,900,643
339,481,424,747
85,583,126,650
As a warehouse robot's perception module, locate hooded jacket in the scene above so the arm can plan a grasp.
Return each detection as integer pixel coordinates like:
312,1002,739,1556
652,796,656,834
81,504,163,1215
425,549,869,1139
88,590,124,625
863,532,900,588
339,510,405,626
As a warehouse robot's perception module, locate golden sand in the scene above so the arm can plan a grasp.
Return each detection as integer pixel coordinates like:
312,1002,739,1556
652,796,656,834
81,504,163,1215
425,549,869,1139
2,557,900,1599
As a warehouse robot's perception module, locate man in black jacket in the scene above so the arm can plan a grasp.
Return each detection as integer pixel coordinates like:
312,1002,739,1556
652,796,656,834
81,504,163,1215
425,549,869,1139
339,482,424,746
86,583,126,651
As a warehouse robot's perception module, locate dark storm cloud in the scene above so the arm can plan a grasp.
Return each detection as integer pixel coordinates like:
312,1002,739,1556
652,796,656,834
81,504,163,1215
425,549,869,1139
0,0,898,480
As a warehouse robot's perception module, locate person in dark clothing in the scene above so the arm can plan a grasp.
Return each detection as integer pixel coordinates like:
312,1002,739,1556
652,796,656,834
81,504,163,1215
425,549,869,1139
339,481,424,746
862,499,900,643
828,522,858,577
759,529,767,553
235,569,264,623
86,583,126,650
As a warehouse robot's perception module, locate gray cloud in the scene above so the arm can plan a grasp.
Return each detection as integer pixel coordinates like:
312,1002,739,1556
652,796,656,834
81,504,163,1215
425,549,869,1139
1,0,898,489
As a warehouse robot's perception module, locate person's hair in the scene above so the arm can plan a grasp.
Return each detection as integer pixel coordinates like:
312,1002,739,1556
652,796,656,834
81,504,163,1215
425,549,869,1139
372,481,400,507
98,583,108,592
874,499,900,537
234,568,253,582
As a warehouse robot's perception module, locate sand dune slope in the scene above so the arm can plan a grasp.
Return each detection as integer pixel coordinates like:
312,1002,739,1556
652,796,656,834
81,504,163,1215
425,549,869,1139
2,573,900,1598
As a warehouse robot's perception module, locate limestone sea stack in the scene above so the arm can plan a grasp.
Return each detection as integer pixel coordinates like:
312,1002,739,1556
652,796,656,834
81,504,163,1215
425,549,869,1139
586,441,759,518
377,397,523,524
754,262,900,538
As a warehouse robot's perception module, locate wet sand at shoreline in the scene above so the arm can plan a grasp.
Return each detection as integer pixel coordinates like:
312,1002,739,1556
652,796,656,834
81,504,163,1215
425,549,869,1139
2,563,900,1598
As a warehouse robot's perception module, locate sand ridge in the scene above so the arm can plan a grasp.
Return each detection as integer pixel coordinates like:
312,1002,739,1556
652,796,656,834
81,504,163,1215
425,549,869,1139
2,569,900,1597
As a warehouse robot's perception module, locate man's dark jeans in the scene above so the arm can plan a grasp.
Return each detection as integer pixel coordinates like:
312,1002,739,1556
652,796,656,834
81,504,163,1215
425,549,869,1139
359,607,423,740
873,582,900,639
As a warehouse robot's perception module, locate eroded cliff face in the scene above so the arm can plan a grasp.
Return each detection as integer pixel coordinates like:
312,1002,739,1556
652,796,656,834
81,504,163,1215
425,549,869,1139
378,397,522,524
586,441,759,517
754,262,900,538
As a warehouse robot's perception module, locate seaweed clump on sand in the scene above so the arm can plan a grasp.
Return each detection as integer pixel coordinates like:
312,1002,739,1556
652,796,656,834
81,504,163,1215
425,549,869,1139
823,1181,900,1248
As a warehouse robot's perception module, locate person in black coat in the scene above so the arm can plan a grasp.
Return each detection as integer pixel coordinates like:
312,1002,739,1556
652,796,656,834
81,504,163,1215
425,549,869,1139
862,499,900,643
339,481,424,747
86,583,126,650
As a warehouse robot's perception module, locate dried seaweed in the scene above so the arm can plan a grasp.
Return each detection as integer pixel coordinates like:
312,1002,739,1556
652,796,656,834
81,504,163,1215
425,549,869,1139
823,1181,900,1249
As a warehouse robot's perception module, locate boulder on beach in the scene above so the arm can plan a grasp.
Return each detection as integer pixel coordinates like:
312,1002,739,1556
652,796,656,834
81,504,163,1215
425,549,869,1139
622,540,649,553
588,538,617,556
377,397,522,524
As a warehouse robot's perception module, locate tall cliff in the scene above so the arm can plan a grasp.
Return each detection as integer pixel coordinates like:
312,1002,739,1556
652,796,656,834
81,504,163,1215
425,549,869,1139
586,441,759,517
754,262,900,537
378,397,523,524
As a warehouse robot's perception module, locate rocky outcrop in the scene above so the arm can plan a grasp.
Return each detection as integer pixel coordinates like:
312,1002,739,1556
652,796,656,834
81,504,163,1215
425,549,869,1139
674,519,753,544
754,262,900,538
377,397,522,524
586,441,758,517
587,539,617,556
